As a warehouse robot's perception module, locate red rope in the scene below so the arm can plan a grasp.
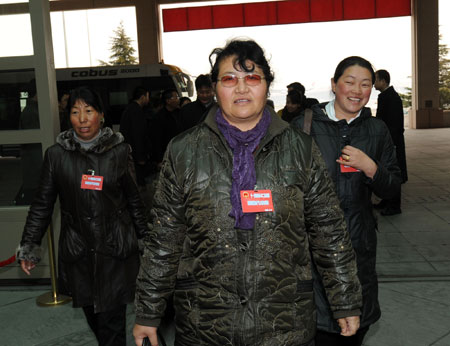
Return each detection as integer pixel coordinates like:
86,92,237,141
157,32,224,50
0,254,16,267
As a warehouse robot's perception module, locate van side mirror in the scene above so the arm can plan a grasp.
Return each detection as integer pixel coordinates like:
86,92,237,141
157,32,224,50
187,80,194,97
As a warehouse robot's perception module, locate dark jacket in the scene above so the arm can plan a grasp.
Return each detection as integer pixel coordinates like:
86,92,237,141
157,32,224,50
178,99,215,132
120,101,150,163
150,107,182,163
281,107,303,123
376,86,408,182
292,103,402,332
135,105,362,346
18,128,148,313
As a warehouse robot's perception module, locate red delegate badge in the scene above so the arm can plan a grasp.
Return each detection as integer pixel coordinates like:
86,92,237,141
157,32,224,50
339,156,360,173
240,190,274,213
81,174,104,191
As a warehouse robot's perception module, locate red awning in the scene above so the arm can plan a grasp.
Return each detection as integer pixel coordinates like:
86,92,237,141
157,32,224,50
162,0,411,32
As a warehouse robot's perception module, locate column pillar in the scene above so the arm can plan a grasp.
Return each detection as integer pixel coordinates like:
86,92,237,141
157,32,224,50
410,0,443,128
135,0,161,64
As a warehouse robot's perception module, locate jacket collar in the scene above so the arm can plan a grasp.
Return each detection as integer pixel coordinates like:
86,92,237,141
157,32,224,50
56,127,124,153
313,102,372,124
204,104,289,149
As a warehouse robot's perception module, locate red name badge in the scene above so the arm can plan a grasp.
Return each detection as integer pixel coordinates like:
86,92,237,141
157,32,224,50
240,190,274,213
339,156,360,173
81,174,104,191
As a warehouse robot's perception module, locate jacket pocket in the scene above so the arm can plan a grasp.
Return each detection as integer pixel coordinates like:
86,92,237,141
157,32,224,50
59,211,87,263
104,208,139,259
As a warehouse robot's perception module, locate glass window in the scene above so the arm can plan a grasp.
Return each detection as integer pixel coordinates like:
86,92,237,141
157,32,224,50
0,13,33,57
0,143,43,206
0,69,39,131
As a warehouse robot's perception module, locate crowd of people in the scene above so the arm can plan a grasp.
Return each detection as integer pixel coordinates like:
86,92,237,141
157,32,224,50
17,38,406,346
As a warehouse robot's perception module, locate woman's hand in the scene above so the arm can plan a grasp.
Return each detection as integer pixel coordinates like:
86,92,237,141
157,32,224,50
20,260,36,275
133,324,159,346
336,145,378,179
337,315,360,336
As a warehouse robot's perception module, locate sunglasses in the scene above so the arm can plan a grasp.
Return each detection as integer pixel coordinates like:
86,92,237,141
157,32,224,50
218,74,265,87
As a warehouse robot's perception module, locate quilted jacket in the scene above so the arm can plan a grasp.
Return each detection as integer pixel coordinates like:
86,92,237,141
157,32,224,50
292,103,402,332
135,106,362,346
18,127,148,313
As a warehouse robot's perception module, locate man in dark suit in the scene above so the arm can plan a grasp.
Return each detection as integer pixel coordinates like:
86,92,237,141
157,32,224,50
374,69,408,215
120,86,150,186
178,74,215,132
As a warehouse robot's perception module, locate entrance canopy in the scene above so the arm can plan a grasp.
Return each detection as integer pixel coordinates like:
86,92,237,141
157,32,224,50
162,0,411,32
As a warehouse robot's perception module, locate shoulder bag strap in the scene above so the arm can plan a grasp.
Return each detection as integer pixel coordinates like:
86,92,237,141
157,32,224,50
303,108,313,135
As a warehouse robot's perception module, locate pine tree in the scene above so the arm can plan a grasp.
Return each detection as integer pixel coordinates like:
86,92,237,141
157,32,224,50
99,21,138,66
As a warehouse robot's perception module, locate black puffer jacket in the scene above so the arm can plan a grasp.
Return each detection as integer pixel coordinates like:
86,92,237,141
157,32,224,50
135,106,362,346
18,128,148,313
292,103,401,332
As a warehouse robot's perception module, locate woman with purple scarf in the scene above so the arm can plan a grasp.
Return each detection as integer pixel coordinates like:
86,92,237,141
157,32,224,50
133,39,362,346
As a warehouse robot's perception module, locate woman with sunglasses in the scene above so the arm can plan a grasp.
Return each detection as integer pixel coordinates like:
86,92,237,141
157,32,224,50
133,39,362,346
292,57,402,346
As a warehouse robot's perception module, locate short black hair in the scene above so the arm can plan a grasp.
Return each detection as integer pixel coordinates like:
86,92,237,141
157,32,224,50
287,90,304,106
287,82,305,96
333,56,375,85
161,89,177,105
195,74,212,90
209,39,274,89
132,86,148,101
68,86,104,114
376,69,390,85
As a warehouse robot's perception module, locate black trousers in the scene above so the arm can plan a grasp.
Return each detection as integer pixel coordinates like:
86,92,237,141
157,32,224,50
315,326,370,346
82,304,127,346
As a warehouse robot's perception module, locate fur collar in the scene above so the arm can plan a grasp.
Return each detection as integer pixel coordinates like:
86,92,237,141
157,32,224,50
56,127,124,154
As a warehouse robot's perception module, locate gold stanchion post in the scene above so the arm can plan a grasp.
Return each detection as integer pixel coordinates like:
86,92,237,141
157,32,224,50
36,223,71,306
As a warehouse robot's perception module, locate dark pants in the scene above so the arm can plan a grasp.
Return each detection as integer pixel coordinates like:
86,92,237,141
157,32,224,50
382,184,402,211
315,326,370,346
82,304,127,346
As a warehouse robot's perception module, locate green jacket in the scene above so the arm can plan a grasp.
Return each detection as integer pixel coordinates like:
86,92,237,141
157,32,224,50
135,106,362,346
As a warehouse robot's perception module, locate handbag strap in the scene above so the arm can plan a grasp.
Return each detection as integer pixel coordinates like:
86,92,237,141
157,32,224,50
303,108,313,135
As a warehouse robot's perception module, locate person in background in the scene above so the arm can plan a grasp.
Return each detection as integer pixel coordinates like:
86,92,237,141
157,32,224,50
179,74,216,132
151,89,181,166
374,69,407,216
179,96,192,108
292,56,402,346
120,86,151,187
287,81,319,108
133,39,362,346
17,86,149,346
58,90,71,132
281,89,305,123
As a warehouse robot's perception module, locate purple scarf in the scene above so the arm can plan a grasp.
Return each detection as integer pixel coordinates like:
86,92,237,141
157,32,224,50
216,108,272,229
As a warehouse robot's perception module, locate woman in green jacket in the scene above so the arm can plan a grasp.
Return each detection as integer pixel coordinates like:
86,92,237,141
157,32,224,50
134,39,362,346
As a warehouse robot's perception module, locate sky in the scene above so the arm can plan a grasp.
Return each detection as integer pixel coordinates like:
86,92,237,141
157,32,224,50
1,0,449,110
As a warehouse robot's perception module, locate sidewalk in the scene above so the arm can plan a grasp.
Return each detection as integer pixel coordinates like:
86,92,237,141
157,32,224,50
1,128,450,346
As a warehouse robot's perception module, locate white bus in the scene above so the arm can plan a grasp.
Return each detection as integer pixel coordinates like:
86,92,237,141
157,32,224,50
55,63,194,125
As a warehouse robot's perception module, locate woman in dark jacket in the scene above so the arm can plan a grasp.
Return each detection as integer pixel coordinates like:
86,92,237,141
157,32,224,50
292,56,402,346
133,39,362,346
17,86,148,346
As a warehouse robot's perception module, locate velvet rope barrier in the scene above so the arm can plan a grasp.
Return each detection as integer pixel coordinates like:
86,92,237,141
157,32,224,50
0,254,16,267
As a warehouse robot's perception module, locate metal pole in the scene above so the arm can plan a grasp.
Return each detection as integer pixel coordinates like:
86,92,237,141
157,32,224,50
36,223,71,306
62,11,69,67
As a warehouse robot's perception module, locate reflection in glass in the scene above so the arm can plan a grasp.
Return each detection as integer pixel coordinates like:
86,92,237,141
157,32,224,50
0,143,42,206
0,69,39,130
